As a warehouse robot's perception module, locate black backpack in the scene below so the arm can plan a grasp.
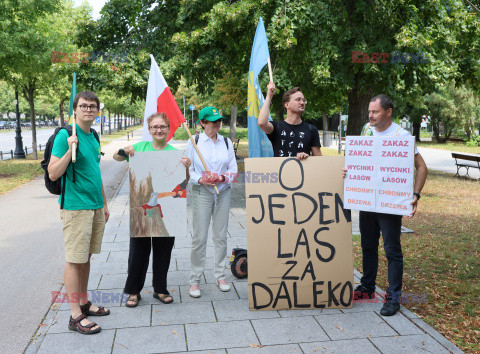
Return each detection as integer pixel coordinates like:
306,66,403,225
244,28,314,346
41,125,100,209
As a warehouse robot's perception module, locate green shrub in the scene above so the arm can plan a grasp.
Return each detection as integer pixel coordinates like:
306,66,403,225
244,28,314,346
465,135,480,147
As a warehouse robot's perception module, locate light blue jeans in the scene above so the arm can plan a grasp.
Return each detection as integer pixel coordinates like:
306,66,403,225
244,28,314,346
190,185,231,285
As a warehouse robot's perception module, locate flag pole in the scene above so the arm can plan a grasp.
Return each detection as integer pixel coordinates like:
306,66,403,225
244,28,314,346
72,114,77,163
267,57,273,82
182,122,219,195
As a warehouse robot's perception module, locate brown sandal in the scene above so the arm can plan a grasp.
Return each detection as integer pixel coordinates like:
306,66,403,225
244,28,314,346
68,314,101,335
80,301,110,316
125,294,141,308
153,292,174,304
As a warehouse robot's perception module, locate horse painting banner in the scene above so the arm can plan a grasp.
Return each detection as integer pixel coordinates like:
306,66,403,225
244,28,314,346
344,136,415,216
129,151,187,237
245,156,353,311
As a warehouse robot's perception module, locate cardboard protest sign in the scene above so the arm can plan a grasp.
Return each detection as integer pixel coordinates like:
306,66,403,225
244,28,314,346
129,151,187,237
344,136,415,216
245,157,353,311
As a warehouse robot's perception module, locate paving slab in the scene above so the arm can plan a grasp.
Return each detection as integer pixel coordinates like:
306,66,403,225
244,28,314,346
228,344,301,353
213,299,280,321
370,334,451,353
252,316,329,345
314,312,397,340
97,305,151,330
179,283,240,303
106,250,130,262
185,321,257,351
176,257,214,271
90,260,131,275
233,281,249,299
374,311,424,336
300,338,380,353
113,325,187,353
204,271,248,284
152,301,216,325
38,329,115,354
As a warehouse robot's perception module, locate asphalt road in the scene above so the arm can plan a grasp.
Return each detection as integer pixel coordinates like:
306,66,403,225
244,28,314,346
0,129,142,353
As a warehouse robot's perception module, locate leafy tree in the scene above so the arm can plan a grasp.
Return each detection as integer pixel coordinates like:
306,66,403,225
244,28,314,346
84,0,480,138
424,86,458,142
451,85,479,141
0,0,93,159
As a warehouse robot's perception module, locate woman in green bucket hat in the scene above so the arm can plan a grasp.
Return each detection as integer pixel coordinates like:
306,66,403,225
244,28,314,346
186,106,238,298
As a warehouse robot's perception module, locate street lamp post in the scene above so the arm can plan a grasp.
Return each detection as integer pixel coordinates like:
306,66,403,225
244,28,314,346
100,102,104,135
13,90,25,159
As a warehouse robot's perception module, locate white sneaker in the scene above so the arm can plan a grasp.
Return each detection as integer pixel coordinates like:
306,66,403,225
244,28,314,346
216,280,231,292
189,285,201,298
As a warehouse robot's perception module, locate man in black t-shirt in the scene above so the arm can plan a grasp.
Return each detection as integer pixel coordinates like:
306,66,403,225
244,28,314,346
258,82,321,159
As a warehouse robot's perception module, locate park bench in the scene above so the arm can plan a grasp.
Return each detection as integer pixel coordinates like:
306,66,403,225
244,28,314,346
451,152,480,179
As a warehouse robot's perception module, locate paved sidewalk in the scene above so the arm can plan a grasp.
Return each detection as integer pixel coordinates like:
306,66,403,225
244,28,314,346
27,149,461,353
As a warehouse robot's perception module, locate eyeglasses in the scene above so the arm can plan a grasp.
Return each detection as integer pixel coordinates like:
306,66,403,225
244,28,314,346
78,104,98,112
292,98,307,104
149,125,170,131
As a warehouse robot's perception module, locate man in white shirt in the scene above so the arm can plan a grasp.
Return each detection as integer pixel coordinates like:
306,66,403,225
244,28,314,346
344,94,428,316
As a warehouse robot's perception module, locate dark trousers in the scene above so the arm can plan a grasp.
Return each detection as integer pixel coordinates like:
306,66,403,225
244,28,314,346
359,211,403,302
124,237,175,295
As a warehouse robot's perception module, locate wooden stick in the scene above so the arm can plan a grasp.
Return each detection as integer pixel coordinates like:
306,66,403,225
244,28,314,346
267,57,273,82
182,121,219,194
72,114,77,163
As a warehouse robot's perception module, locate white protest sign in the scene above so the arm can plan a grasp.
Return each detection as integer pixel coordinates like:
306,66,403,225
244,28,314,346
129,151,187,237
344,136,415,216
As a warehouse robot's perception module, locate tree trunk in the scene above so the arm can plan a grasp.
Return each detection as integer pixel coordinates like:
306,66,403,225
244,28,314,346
465,118,473,141
59,98,67,127
108,109,111,135
321,112,330,147
347,78,372,136
230,105,237,140
432,120,440,142
412,121,421,142
23,81,37,159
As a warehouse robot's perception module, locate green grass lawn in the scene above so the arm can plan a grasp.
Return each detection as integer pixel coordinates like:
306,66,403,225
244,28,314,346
0,151,45,195
352,170,480,352
417,141,480,154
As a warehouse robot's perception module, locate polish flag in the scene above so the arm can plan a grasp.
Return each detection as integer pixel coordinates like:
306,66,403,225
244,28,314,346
142,54,186,142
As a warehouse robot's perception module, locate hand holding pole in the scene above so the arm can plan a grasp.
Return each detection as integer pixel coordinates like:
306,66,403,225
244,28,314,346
182,122,219,194
72,114,77,163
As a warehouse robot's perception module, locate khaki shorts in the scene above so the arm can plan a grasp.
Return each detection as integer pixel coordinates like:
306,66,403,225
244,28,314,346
60,208,106,264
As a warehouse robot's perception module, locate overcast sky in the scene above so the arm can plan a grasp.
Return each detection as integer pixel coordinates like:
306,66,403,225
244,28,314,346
74,0,108,20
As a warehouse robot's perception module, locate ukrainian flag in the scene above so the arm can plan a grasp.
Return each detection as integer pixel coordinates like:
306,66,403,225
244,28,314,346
247,17,273,158
68,73,77,126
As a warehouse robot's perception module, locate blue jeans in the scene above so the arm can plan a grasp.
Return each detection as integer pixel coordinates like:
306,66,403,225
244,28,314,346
359,211,403,302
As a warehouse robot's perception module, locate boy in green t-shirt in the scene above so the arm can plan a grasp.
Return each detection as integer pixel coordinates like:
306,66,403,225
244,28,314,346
48,91,110,335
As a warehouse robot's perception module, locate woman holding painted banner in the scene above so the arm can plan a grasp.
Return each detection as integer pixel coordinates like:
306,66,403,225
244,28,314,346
113,112,191,307
186,106,238,298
